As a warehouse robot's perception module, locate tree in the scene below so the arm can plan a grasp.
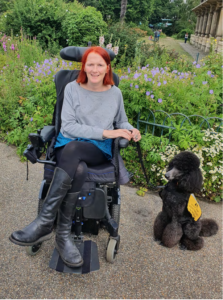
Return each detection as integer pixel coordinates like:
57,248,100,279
120,0,127,23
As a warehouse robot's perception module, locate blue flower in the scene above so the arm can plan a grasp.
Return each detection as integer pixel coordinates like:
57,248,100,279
128,68,131,73
157,82,161,86
202,81,207,85
158,98,162,103
207,71,211,75
163,80,167,84
135,85,139,89
196,64,200,68
30,118,33,122
130,83,133,87
151,95,154,99
209,90,214,94
146,91,150,96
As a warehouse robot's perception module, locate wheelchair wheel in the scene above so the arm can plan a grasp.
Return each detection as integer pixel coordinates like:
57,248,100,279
106,237,120,263
26,243,43,256
111,204,120,226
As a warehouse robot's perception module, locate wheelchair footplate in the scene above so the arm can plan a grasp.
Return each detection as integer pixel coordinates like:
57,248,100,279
49,238,100,274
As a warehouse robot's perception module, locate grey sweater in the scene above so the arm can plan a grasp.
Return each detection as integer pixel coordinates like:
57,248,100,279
60,81,134,140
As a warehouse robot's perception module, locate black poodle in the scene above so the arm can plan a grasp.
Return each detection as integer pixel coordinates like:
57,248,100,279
154,151,218,250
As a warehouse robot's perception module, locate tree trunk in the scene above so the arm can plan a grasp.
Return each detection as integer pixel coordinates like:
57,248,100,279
120,0,127,23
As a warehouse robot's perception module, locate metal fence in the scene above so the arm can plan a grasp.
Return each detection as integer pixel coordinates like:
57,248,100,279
137,109,223,141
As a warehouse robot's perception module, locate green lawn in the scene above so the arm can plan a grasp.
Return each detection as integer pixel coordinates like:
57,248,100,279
142,36,194,62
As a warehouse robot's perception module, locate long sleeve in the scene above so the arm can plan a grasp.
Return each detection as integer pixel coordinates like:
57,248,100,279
114,92,134,130
61,84,104,140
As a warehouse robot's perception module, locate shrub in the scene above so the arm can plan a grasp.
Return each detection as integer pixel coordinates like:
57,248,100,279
176,29,193,39
104,22,140,67
64,6,108,47
1,0,84,51
122,128,223,202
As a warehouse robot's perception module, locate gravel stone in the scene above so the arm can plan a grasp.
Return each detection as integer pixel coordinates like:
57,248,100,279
0,142,222,299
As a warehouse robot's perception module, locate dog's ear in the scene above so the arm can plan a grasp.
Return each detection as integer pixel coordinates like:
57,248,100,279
178,169,203,193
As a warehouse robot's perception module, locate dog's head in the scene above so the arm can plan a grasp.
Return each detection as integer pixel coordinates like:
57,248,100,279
165,151,203,193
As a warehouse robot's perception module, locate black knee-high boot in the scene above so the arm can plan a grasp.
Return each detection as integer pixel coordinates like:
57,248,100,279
55,192,83,267
9,167,72,246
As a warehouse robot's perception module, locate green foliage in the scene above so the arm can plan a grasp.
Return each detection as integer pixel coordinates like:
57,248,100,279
1,0,84,52
77,0,121,22
64,6,108,47
105,22,140,67
123,129,223,202
177,29,194,39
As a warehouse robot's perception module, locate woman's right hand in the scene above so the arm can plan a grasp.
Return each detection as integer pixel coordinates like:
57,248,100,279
102,129,132,141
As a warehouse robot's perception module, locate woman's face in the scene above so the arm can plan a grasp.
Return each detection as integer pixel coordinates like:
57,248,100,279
84,52,109,86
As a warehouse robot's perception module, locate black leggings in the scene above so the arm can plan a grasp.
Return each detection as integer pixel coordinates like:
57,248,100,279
55,141,107,192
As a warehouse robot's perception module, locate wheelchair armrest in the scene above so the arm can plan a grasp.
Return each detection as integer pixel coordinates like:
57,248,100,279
40,126,55,143
118,138,129,148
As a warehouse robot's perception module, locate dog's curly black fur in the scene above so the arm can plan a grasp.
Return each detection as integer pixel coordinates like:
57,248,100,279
153,151,219,250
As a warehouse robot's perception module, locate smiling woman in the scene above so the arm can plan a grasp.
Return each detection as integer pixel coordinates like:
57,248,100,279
76,46,114,90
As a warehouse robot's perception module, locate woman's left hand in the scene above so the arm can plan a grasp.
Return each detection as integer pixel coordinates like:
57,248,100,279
130,128,141,142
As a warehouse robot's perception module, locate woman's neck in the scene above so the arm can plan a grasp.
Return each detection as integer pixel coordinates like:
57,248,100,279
80,82,111,92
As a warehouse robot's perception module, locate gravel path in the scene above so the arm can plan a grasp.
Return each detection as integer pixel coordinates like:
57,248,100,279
179,43,208,62
0,142,222,299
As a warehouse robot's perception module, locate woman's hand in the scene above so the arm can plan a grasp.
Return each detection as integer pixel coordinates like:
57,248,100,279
103,129,133,141
130,128,141,142
102,128,141,142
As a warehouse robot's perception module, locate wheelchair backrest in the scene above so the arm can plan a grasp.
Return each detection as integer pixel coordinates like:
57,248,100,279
52,46,119,136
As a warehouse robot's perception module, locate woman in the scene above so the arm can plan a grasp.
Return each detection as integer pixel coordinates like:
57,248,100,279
185,33,189,43
9,46,141,268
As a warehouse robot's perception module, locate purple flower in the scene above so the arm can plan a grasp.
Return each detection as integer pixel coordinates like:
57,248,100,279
191,82,194,85
196,64,200,68
130,83,133,87
17,54,20,58
163,80,167,85
158,98,162,103
209,90,214,94
36,79,39,82
169,93,171,96
30,118,33,122
128,68,131,73
144,74,147,79
146,91,150,96
157,82,161,86
211,75,214,78
207,71,211,75
202,81,207,85
135,85,139,89
148,78,152,82
151,95,154,99
193,61,196,65
10,44,15,50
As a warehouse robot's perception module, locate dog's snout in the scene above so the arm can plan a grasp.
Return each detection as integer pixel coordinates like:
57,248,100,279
165,172,169,179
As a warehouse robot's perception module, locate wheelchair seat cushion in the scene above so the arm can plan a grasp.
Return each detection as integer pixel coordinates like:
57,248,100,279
86,162,115,183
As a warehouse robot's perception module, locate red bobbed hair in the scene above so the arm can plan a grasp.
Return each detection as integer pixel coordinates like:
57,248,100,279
76,46,114,85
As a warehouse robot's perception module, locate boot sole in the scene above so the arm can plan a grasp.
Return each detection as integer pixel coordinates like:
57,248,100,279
55,242,84,268
9,232,52,246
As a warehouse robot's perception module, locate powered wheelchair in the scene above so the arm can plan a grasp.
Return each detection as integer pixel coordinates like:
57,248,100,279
23,46,130,274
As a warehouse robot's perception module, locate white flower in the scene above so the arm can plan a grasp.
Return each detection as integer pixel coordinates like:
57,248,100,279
99,36,105,46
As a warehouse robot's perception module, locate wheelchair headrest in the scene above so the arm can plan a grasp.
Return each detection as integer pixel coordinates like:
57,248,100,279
60,46,116,62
